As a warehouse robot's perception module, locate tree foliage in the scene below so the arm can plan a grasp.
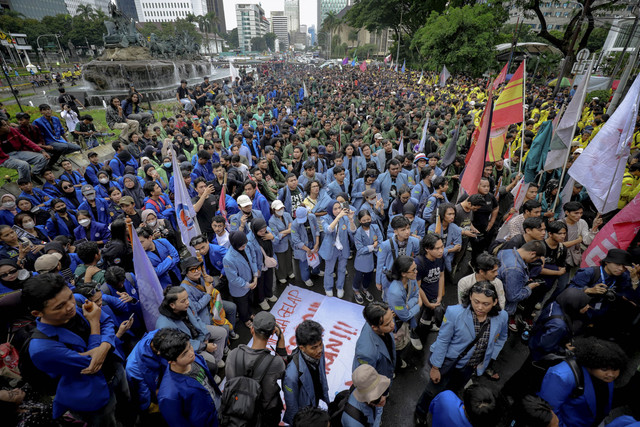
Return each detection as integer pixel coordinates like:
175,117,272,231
264,33,277,51
410,4,507,76
251,36,267,52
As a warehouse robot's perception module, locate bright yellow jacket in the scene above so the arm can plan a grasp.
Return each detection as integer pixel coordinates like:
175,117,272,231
619,171,640,209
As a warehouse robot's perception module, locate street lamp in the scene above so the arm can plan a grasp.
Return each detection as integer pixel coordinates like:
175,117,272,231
36,34,67,68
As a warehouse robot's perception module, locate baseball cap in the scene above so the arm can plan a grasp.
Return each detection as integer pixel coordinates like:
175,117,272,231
295,206,308,223
81,184,95,195
119,196,135,206
374,133,384,141
237,195,252,208
271,200,285,211
363,188,376,199
414,153,427,163
252,311,276,335
34,253,62,273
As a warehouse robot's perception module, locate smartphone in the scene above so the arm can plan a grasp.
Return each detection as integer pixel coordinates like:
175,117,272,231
128,313,135,324
341,201,349,210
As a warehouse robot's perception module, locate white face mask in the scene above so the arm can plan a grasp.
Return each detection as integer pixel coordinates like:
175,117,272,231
79,219,91,227
99,177,109,184
148,220,157,227
85,194,96,201
23,221,35,229
2,201,15,209
276,208,284,216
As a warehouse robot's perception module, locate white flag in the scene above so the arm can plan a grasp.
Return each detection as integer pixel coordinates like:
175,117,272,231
568,72,640,214
303,81,309,99
544,63,591,171
418,118,429,153
171,149,202,255
229,60,239,82
418,71,423,85
398,136,404,156
439,66,450,87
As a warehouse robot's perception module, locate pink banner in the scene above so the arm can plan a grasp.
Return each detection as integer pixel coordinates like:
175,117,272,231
581,194,640,267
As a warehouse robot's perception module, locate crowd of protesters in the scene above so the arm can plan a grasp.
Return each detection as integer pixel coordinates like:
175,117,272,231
0,60,639,427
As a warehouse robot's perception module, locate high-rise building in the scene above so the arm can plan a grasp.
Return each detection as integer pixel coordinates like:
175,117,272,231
5,0,68,20
236,3,269,52
308,25,317,45
65,0,111,16
116,0,139,21
270,11,289,50
317,0,348,33
284,0,299,33
205,0,226,35
134,0,208,23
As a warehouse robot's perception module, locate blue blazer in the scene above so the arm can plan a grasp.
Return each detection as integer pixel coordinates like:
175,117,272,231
158,354,220,427
46,212,79,238
298,172,326,191
247,230,265,273
291,215,320,261
429,305,509,376
125,329,167,410
388,215,426,240
19,188,50,207
269,212,294,253
429,390,473,427
95,181,122,199
277,185,306,214
156,307,210,352
60,189,84,213
423,193,450,222
387,279,421,328
29,312,117,419
539,361,613,427
146,238,180,289
376,236,421,290
251,192,272,222
222,245,257,297
228,209,265,235
326,179,350,199
283,349,330,424
374,148,399,172
193,162,215,181
42,181,62,198
351,178,380,210
109,154,138,178
342,392,381,427
376,171,411,209
74,221,111,243
353,322,396,380
33,115,66,144
181,278,214,325
319,216,353,260
354,224,384,273
412,180,433,207
428,222,462,272
358,202,385,232
59,170,86,187
201,243,227,276
0,209,15,226
78,198,112,224
326,167,351,188
144,194,174,222
84,162,104,186
528,301,570,361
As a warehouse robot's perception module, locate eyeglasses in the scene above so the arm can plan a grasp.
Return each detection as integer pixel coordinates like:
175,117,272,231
188,267,200,273
62,186,72,190
0,269,18,278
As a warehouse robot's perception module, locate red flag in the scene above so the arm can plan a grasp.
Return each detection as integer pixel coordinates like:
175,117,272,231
360,61,367,72
492,63,508,90
492,61,524,129
581,194,640,267
461,97,493,196
219,183,227,222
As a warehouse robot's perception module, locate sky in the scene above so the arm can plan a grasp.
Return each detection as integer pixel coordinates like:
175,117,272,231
222,0,318,31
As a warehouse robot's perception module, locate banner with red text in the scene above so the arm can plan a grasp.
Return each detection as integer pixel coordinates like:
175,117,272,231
264,285,366,398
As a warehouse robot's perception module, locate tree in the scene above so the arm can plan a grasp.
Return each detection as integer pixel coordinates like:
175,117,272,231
224,28,239,49
251,36,266,51
322,11,341,58
348,29,359,47
411,4,507,76
76,4,95,21
264,32,277,51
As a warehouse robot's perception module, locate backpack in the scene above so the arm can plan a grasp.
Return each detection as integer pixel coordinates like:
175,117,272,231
18,329,67,396
489,238,508,255
327,385,368,427
220,351,274,427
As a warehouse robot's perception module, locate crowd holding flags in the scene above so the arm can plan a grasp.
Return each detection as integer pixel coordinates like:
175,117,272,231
131,222,164,331
171,148,201,256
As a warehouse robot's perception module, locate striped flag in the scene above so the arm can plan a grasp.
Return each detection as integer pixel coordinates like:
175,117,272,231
492,63,508,90
171,149,201,255
132,228,164,331
384,54,391,64
439,65,450,87
461,97,494,195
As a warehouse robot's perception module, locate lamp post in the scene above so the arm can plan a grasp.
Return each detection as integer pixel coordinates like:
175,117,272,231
37,34,67,67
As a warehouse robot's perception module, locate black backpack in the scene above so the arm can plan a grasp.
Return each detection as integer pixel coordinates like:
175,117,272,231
18,329,67,396
220,351,274,427
327,385,368,427
488,238,508,255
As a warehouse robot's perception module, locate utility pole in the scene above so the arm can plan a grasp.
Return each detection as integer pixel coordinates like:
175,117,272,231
609,10,640,113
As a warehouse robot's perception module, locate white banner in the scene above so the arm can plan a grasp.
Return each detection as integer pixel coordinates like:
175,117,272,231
264,285,366,398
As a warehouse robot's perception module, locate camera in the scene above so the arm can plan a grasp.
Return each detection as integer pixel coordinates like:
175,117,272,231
604,289,616,302
157,226,170,237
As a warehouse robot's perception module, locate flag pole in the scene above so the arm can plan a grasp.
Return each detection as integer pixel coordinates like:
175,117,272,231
518,56,527,174
538,103,566,188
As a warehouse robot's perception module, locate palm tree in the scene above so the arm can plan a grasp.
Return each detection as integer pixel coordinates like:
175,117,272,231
322,11,339,58
205,11,219,54
196,15,209,54
76,4,95,20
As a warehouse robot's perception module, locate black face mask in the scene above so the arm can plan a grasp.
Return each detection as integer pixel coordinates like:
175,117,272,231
360,221,371,228
56,207,67,215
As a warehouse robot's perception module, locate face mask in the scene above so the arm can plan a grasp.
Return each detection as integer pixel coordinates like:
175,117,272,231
79,219,91,227
23,221,35,230
164,162,172,168
2,201,15,209
99,177,109,184
360,221,371,228
276,208,284,216
148,220,157,227
85,194,96,201
56,207,67,214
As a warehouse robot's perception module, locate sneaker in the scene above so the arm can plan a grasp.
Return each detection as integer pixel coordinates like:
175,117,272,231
534,302,542,310
217,359,226,369
420,317,432,326
524,318,534,328
362,289,374,302
223,346,229,356
229,331,240,340
304,279,314,287
508,318,518,332
354,292,364,304
325,290,333,297
214,375,222,385
337,289,344,298
430,324,440,332
267,295,278,302
259,300,270,311
410,336,423,351
279,278,287,284
318,270,324,276
288,273,295,279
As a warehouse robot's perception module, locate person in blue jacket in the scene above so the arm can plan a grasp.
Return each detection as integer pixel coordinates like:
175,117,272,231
84,151,104,186
94,170,123,199
137,226,180,289
22,273,119,424
376,216,421,293
109,148,137,179
353,302,396,381
414,281,509,423
353,210,383,304
358,188,385,232
291,206,320,288
351,169,380,210
74,210,111,246
243,179,271,222
190,234,227,276
319,200,356,298
78,184,112,225
229,194,265,235
156,329,221,427
422,176,449,223
223,231,259,328
0,193,18,226
143,181,176,229
283,320,330,424
277,173,306,215
269,199,295,285
429,385,501,427
125,329,170,413
538,336,628,427
58,178,84,213
428,203,462,273
43,199,77,241
386,255,423,349
375,159,411,211
387,202,426,240
341,364,390,427
326,165,350,199
411,166,434,209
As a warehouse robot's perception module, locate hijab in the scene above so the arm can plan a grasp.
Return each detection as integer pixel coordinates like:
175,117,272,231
59,179,80,208
556,288,592,334
143,163,156,181
0,258,30,291
229,230,252,274
325,199,340,221
0,194,17,213
251,217,273,256
122,174,145,209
